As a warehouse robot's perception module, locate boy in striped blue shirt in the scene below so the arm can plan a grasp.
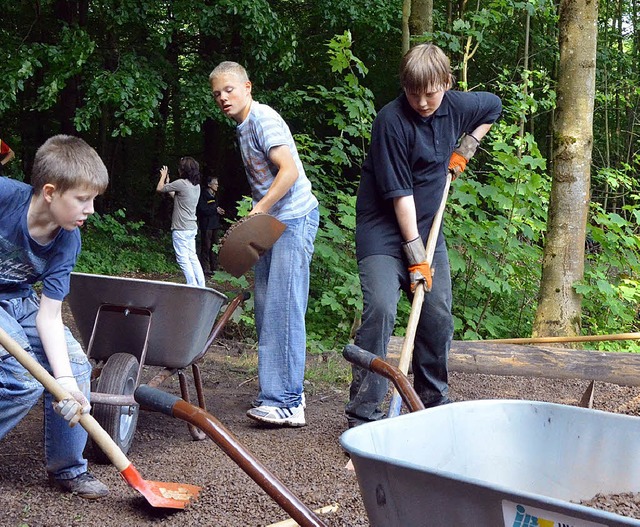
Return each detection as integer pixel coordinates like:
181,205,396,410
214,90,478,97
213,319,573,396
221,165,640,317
210,62,319,427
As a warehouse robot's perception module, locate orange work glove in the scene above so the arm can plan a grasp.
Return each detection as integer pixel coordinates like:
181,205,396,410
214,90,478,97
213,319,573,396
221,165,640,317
408,262,433,292
448,133,480,180
402,237,434,292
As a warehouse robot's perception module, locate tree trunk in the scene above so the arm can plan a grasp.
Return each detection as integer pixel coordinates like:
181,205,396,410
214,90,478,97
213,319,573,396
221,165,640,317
409,0,433,36
402,0,411,55
532,0,598,339
402,0,433,55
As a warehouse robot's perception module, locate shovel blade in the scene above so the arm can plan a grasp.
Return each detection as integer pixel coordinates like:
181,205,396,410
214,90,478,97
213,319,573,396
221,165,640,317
120,464,201,509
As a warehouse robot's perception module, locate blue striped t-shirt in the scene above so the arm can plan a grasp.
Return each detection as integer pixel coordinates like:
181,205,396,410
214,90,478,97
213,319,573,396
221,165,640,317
236,101,318,220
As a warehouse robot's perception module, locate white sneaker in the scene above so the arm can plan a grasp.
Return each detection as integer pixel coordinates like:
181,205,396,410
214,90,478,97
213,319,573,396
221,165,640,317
252,392,305,409
246,403,306,427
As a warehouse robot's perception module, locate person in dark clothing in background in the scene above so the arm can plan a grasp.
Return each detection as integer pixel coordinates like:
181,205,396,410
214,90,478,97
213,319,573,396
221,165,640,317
196,176,225,275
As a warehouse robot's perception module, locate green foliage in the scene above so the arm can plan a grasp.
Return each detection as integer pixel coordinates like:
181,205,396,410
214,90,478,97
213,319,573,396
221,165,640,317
76,210,176,274
292,30,376,181
296,33,376,351
2,26,95,113
447,122,550,340
574,167,640,351
307,195,361,350
75,54,167,137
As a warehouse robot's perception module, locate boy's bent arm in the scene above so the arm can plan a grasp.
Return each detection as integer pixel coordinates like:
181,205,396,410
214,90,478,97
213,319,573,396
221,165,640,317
1,148,15,166
251,145,299,215
36,294,74,379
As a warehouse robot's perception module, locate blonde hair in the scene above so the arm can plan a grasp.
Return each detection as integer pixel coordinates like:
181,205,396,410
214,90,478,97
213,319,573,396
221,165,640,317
400,43,452,94
209,61,249,83
31,135,108,195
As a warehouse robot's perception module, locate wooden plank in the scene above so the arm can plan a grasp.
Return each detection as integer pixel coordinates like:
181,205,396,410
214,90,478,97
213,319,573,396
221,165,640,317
387,336,640,387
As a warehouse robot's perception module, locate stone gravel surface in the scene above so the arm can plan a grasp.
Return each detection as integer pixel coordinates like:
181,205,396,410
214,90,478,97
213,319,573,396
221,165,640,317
1,332,639,526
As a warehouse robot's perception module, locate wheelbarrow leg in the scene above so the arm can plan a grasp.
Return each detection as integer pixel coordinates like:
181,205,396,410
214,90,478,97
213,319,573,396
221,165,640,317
177,369,207,441
191,363,207,410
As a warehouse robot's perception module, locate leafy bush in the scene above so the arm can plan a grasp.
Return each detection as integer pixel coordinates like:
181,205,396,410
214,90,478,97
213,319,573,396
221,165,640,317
576,165,640,351
76,209,177,274
447,124,550,340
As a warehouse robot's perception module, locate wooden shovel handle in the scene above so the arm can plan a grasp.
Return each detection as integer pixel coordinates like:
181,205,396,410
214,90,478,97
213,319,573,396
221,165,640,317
0,327,130,471
388,173,452,418
397,172,452,374
469,332,640,345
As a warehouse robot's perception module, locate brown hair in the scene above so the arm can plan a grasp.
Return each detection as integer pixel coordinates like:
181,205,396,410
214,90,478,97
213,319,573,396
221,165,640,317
400,43,452,94
31,135,108,195
178,156,201,186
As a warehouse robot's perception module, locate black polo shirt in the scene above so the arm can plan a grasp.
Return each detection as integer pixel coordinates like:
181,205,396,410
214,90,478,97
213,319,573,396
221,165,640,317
355,90,502,261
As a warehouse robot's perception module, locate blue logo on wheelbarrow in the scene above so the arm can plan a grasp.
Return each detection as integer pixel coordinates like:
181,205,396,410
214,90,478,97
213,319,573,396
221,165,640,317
502,501,607,527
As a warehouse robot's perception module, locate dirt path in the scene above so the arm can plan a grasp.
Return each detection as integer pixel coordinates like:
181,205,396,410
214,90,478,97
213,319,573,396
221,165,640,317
2,335,639,526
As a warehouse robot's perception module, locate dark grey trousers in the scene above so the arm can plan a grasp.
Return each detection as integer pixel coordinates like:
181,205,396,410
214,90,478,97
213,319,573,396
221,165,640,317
346,245,453,422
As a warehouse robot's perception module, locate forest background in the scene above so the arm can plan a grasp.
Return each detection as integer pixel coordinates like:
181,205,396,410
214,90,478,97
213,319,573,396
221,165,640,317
1,0,639,358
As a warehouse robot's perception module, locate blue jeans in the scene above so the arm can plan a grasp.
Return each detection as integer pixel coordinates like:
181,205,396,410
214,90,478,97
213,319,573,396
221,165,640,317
172,228,205,286
253,207,319,408
346,244,453,422
0,294,90,480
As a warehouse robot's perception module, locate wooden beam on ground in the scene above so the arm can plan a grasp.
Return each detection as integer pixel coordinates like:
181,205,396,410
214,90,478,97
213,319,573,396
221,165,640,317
387,337,640,387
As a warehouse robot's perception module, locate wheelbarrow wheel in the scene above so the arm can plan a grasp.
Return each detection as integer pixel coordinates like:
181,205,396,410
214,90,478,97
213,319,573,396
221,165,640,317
90,353,140,464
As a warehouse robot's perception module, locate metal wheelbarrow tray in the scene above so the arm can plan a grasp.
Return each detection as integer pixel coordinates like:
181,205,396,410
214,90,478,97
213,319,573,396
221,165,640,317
341,399,640,526
67,272,245,461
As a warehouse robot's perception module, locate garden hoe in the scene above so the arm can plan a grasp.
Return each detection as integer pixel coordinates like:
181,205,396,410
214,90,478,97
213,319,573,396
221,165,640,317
0,327,200,509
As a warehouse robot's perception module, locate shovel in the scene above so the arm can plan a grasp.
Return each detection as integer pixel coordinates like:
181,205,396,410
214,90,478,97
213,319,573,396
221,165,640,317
387,172,452,418
218,213,286,277
0,326,200,509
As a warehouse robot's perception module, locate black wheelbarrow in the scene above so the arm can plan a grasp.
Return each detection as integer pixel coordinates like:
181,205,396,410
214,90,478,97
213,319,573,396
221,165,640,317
67,272,247,462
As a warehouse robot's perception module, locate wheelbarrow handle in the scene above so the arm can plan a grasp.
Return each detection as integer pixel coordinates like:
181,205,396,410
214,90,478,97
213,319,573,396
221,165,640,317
342,343,377,371
343,344,425,413
135,384,181,416
134,385,330,527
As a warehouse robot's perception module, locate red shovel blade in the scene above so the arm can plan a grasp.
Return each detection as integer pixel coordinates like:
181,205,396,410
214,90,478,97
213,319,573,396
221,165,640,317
120,464,201,509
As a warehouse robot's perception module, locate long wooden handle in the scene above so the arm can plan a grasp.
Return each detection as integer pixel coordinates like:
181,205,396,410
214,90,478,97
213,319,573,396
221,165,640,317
469,332,640,345
424,174,452,268
398,172,452,374
388,173,452,418
0,327,130,471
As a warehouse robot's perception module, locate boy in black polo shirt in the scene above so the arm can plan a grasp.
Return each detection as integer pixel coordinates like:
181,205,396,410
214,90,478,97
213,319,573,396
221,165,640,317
346,43,502,427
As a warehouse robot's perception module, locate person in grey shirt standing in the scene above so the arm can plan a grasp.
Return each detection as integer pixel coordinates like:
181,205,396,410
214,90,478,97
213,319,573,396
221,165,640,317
156,156,206,287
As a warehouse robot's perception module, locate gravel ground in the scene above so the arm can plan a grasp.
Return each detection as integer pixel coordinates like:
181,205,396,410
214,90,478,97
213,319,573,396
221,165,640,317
1,322,639,526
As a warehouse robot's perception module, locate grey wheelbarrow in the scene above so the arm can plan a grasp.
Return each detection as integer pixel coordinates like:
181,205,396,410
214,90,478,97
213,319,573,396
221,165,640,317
67,272,247,462
341,344,640,527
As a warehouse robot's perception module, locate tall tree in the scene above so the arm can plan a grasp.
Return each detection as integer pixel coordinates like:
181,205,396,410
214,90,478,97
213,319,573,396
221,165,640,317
532,0,598,338
402,0,433,54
